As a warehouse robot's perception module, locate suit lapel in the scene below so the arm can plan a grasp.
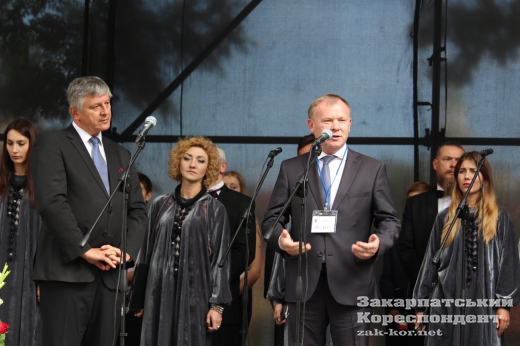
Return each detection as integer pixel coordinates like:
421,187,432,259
67,125,109,197
216,184,229,203
105,139,122,197
331,149,360,210
427,190,438,227
305,154,324,210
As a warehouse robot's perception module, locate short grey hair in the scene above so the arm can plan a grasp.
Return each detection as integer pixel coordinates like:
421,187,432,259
217,147,226,163
67,76,113,111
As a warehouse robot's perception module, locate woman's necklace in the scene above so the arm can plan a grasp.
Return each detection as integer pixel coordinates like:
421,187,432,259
171,184,206,275
7,175,26,261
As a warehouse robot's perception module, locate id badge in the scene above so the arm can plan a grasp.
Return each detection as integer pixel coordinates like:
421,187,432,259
311,210,337,233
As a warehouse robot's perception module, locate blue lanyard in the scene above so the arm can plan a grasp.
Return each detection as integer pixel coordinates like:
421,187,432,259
316,144,348,210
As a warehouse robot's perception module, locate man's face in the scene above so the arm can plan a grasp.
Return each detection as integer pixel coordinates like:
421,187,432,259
70,94,111,136
307,101,352,155
432,145,464,187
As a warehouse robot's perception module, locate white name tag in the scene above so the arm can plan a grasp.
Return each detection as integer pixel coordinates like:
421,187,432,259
311,210,338,233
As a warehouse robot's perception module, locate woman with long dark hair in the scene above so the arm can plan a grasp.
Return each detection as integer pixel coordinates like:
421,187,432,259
138,136,231,346
0,118,42,346
414,151,520,345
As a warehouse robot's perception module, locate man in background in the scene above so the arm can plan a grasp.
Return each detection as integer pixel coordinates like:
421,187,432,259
209,147,256,346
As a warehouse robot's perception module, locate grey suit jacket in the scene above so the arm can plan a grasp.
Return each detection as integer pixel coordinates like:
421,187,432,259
31,125,148,289
262,149,400,305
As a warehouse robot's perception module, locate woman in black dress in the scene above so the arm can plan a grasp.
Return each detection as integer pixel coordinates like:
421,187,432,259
0,118,42,346
138,136,231,346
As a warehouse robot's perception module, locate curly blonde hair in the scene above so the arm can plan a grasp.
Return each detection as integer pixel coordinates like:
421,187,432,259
168,136,221,188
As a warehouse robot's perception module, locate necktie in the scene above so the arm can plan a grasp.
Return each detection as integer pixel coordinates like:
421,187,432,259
89,137,110,194
436,190,444,198
321,155,335,263
208,188,221,198
321,155,335,207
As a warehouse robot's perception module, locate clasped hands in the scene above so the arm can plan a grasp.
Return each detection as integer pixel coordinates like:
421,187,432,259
278,229,380,260
81,245,131,271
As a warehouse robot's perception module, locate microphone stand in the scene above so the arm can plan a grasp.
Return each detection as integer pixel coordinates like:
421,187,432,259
218,149,279,346
425,154,487,343
264,146,322,346
79,138,147,346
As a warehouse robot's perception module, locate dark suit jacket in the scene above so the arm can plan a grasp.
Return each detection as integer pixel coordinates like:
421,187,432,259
379,245,409,315
31,125,148,289
262,149,401,305
216,184,256,325
397,189,438,292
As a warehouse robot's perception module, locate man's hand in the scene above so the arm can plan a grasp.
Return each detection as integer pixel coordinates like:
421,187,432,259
279,229,311,256
351,234,379,260
100,245,131,263
81,246,130,270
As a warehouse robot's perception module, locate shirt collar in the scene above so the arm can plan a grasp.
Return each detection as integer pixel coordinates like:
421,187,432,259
208,180,225,192
72,122,103,146
317,143,348,160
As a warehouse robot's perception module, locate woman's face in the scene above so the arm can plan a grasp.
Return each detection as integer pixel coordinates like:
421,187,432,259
6,129,30,166
179,146,209,185
457,159,483,196
140,182,152,203
223,175,241,193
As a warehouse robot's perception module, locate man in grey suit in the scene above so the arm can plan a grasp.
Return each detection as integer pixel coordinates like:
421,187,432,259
262,94,401,345
31,76,148,346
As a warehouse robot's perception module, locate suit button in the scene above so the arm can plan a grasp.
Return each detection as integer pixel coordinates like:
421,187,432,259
103,232,108,237
109,209,113,214
317,252,323,257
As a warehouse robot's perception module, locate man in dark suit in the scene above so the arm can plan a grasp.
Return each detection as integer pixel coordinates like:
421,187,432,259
209,147,256,346
262,94,401,345
31,76,148,346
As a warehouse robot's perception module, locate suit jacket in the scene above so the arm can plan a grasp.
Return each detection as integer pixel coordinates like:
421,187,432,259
379,245,409,315
216,184,256,325
31,125,148,289
262,149,400,305
397,189,438,292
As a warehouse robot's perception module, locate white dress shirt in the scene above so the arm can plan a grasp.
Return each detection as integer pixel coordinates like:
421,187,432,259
316,144,348,209
72,122,107,162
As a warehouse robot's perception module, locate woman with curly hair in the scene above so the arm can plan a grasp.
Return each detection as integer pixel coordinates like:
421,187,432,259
138,136,232,346
414,151,520,346
0,118,42,346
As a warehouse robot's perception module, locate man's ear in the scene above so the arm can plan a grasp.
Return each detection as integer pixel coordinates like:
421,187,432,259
432,158,439,171
307,118,315,135
220,161,228,174
70,106,79,120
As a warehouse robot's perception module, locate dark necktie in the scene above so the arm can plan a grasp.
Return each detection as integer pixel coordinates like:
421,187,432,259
321,155,335,206
208,188,221,198
89,137,110,194
436,190,444,198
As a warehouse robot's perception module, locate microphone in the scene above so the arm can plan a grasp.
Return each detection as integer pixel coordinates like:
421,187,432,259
135,116,157,143
313,129,333,146
479,148,493,157
268,147,283,158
